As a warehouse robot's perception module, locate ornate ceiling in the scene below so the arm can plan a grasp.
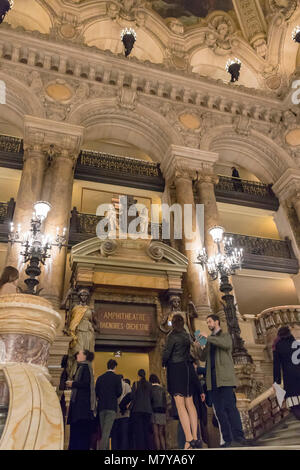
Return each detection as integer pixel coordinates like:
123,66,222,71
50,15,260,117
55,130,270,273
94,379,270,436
2,0,300,92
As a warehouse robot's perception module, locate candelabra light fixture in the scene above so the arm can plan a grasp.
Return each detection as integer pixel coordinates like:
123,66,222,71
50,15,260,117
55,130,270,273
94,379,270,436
9,201,67,295
121,27,137,57
226,58,242,83
292,26,300,43
196,226,252,365
0,0,13,24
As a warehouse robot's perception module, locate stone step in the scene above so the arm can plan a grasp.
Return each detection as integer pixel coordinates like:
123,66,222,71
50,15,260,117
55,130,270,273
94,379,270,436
255,415,300,447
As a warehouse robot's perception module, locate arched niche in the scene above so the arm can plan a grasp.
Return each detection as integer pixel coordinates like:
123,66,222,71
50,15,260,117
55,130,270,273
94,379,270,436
190,47,260,89
4,0,52,34
203,125,295,184
83,19,164,63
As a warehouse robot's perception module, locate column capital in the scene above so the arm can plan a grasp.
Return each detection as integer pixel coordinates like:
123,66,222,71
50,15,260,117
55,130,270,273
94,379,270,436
161,145,219,184
272,168,300,203
196,172,219,186
24,115,85,155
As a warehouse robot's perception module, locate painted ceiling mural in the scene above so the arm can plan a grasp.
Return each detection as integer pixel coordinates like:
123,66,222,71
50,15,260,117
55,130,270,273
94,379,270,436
151,0,234,24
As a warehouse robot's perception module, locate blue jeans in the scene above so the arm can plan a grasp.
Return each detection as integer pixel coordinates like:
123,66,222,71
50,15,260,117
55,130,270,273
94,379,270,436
211,387,244,444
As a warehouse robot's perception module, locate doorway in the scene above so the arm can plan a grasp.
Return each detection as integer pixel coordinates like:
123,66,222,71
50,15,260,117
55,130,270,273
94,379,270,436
94,351,150,384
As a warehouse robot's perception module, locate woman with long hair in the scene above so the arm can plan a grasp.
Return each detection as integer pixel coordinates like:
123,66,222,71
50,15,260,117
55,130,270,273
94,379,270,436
149,374,167,450
130,369,153,450
273,326,300,420
162,314,200,449
0,266,19,295
66,349,96,450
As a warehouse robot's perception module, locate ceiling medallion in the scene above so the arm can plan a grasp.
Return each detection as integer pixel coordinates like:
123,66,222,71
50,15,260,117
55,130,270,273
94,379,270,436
179,114,201,130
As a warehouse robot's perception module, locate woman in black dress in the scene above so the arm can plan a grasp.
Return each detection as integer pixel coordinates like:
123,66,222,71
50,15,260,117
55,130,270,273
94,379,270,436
273,326,300,420
162,314,200,449
66,349,96,450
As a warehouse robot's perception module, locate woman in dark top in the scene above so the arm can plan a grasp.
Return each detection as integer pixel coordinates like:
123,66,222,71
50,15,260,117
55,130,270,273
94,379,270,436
273,326,300,420
162,314,200,449
149,374,167,450
66,349,96,450
130,369,153,450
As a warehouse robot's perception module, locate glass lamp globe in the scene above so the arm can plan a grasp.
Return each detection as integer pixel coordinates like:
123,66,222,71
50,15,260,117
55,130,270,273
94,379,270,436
34,201,52,221
209,226,225,243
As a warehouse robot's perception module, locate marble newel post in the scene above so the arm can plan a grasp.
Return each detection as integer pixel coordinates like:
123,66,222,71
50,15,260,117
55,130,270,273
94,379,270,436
161,146,212,321
5,117,47,268
0,294,63,450
195,170,223,316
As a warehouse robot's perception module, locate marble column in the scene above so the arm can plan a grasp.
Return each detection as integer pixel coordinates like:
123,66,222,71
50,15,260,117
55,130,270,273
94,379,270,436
161,145,219,320
26,119,84,311
5,117,47,269
195,171,223,315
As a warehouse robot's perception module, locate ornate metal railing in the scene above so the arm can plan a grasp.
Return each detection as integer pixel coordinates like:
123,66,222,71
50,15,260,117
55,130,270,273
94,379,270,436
215,175,279,211
76,150,165,192
0,135,22,154
68,208,171,246
248,387,290,440
225,233,299,274
253,306,300,345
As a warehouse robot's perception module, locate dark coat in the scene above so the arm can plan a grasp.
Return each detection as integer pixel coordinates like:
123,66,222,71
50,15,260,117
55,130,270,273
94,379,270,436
130,380,153,414
67,363,93,424
95,371,122,413
273,335,300,398
162,329,191,366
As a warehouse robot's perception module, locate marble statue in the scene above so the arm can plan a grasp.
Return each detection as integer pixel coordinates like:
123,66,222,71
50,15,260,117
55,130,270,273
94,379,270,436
67,288,95,379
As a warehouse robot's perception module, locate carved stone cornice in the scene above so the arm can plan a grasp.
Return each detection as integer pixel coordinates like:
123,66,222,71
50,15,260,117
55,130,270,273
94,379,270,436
161,145,219,184
272,168,300,202
0,26,288,129
23,115,84,160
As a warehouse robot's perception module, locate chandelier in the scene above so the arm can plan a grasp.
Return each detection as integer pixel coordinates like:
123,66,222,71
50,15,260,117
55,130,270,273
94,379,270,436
121,27,137,57
0,0,13,25
226,58,242,83
292,26,300,43
9,201,67,294
197,226,243,281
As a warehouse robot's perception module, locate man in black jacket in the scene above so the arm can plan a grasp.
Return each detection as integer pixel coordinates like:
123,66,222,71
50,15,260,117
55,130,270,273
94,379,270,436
95,359,122,450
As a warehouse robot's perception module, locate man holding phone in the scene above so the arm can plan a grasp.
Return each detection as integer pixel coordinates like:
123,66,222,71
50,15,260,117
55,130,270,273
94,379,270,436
194,314,249,448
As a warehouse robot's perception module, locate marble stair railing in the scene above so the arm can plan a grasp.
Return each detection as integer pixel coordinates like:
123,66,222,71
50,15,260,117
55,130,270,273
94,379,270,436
248,387,290,441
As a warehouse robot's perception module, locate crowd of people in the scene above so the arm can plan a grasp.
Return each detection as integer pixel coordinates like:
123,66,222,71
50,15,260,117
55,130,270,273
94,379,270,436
64,312,300,450
0,265,299,450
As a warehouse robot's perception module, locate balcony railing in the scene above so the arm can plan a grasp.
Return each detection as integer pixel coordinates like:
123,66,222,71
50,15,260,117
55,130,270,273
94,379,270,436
75,150,165,192
68,208,171,247
253,305,300,345
225,233,299,274
215,175,279,211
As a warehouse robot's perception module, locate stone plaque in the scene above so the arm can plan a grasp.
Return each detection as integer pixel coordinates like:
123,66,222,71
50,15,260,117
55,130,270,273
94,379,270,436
94,301,156,337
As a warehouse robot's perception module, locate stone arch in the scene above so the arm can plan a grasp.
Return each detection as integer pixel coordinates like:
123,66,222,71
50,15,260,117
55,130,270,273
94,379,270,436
5,0,53,33
67,98,183,162
201,124,296,183
83,18,164,64
0,71,45,134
